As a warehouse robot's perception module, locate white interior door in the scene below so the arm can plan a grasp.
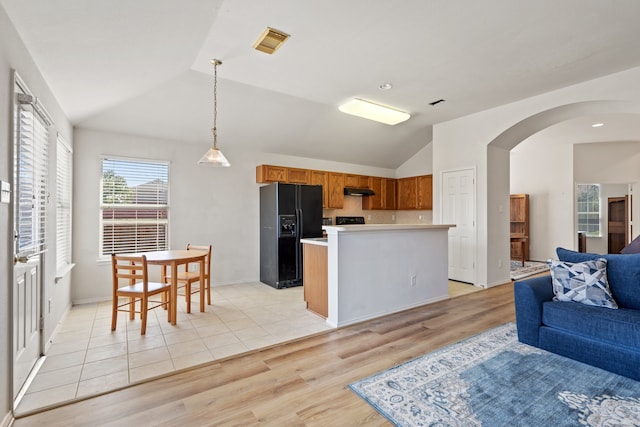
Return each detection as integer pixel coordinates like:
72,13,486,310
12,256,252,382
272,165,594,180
442,168,476,283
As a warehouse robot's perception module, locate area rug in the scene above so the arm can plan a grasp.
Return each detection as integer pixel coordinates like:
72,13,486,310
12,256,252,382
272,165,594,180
510,260,548,281
348,323,640,426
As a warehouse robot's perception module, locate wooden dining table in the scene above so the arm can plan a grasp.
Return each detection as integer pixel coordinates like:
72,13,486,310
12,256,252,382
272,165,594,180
129,249,207,325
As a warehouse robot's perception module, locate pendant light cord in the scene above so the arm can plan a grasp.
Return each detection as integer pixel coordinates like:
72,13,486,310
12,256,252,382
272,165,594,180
212,59,221,150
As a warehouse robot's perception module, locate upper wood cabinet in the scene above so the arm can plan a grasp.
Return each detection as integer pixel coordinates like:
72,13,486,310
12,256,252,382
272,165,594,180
344,174,369,188
397,177,418,210
397,175,432,210
309,170,328,208
256,165,287,183
255,164,428,211
287,167,309,184
327,173,345,209
256,165,310,184
362,177,397,210
362,177,383,210
384,178,397,210
417,175,433,210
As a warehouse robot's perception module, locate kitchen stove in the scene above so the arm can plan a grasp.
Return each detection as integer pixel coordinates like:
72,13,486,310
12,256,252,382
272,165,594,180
335,216,365,225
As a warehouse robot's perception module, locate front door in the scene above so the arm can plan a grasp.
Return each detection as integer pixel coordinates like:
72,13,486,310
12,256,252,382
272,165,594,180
12,74,48,399
442,168,476,283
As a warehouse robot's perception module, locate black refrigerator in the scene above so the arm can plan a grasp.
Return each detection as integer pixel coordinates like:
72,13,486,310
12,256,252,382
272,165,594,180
260,183,323,289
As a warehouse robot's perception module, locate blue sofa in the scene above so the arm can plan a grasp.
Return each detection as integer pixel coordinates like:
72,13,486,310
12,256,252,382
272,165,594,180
514,247,640,380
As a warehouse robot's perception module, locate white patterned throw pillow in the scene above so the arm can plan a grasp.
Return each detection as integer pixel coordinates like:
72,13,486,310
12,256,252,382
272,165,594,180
546,258,618,309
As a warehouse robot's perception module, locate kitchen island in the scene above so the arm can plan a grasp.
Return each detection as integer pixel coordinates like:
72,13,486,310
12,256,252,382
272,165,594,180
302,223,455,328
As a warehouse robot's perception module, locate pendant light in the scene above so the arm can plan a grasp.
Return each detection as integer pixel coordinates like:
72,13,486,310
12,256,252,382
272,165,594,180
198,59,230,167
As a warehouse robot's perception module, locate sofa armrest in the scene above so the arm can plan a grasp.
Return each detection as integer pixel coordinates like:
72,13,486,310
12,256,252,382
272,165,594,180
514,275,554,347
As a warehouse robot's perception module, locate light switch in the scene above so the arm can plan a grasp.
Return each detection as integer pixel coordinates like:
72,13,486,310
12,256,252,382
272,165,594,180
0,181,10,204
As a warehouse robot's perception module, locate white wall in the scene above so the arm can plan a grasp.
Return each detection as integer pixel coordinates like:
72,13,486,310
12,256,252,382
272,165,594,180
434,66,640,287
0,4,73,416
510,136,575,261
72,128,396,303
396,142,433,178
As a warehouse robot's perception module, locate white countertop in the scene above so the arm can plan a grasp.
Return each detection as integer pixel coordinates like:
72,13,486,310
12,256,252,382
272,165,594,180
323,223,455,232
300,237,329,246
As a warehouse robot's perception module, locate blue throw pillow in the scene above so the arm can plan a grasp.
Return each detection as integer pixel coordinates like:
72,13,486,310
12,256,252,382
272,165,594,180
547,258,618,309
556,247,640,310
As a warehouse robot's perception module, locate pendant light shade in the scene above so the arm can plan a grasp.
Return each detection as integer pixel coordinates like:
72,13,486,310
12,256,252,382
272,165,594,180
198,147,230,167
198,59,230,167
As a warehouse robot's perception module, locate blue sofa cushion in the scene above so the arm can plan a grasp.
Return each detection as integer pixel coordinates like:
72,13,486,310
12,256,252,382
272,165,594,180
542,300,640,349
547,258,618,309
556,247,640,310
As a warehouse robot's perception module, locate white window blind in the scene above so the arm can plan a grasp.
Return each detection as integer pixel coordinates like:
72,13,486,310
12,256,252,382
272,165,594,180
15,90,50,258
56,136,72,271
100,157,169,256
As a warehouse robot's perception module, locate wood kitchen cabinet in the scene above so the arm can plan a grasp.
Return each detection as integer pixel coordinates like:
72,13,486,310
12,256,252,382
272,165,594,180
397,175,432,210
287,167,309,184
417,175,432,210
362,177,383,209
309,170,329,208
362,177,397,210
344,174,369,188
397,177,418,209
327,172,345,209
384,178,397,210
256,165,288,183
303,243,328,318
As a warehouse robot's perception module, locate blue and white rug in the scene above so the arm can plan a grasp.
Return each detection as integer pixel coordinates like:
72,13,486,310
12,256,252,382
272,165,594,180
349,323,640,426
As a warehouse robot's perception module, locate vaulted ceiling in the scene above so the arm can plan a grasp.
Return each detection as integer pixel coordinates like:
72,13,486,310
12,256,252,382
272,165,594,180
3,0,640,168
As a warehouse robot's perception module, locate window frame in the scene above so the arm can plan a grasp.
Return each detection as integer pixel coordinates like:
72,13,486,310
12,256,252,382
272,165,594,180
576,183,601,237
99,156,170,258
56,135,73,275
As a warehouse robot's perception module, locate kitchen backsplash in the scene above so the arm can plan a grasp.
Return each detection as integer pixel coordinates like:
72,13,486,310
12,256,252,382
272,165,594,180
323,195,433,225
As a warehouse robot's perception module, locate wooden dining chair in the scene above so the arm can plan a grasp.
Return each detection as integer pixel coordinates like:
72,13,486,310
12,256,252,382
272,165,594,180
111,254,172,335
163,244,212,313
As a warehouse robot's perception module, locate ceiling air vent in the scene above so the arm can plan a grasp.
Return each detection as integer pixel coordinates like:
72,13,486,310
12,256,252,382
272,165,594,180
253,27,290,54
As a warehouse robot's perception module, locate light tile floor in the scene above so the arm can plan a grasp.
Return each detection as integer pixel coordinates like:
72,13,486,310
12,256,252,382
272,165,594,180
15,282,333,414
15,280,481,414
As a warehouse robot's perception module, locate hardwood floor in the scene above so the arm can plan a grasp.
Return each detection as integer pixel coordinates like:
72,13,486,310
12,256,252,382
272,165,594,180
13,282,515,426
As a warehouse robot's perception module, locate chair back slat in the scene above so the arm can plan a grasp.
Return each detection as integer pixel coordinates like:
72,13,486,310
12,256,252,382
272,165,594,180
186,244,212,276
111,254,149,291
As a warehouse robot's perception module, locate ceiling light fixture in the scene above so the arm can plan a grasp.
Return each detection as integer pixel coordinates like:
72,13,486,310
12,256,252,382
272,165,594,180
198,59,230,167
379,83,393,90
338,98,410,125
253,27,290,55
592,123,604,128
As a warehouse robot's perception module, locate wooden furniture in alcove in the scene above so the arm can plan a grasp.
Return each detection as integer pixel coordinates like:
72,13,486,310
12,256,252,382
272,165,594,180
608,196,628,254
510,194,530,265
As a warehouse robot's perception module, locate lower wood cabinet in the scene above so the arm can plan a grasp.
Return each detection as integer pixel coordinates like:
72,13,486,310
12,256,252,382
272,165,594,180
303,243,328,318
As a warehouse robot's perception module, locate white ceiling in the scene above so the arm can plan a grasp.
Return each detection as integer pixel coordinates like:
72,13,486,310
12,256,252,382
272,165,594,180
3,0,640,168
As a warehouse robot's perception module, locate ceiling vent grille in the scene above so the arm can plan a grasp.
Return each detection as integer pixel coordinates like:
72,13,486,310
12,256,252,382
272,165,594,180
253,27,290,54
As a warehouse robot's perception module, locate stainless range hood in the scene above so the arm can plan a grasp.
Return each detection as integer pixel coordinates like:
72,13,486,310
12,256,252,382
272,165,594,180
344,187,375,196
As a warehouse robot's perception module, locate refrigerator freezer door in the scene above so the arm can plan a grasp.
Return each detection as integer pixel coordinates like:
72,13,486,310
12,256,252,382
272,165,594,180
298,185,323,238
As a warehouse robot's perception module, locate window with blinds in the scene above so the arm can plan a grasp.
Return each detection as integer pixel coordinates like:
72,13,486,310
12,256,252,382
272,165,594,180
100,157,170,256
56,136,72,271
577,184,601,237
15,90,50,258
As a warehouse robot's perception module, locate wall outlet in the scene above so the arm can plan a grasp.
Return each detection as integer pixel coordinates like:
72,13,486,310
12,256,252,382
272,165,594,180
410,274,417,286
391,214,395,221
367,214,372,221
418,215,424,220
